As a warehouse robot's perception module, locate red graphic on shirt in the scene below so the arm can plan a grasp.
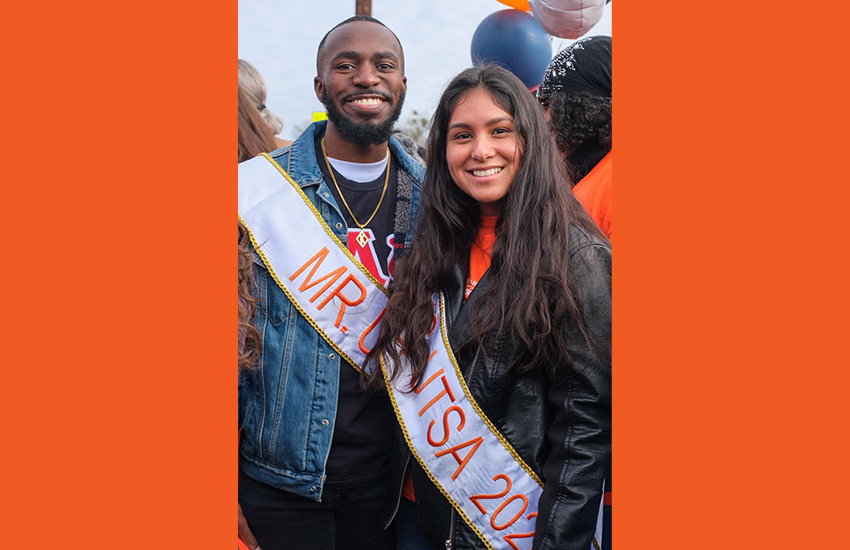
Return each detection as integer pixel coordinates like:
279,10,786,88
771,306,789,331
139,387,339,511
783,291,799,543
386,234,399,280
464,279,479,300
348,228,393,286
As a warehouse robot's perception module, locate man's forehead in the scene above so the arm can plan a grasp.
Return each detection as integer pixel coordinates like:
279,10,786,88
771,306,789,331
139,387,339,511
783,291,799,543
320,21,402,65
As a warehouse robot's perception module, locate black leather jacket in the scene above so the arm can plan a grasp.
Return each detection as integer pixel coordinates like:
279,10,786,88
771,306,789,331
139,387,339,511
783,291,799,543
382,226,612,550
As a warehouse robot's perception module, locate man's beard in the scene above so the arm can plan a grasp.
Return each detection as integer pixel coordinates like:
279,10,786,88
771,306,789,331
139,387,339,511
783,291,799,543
322,89,406,147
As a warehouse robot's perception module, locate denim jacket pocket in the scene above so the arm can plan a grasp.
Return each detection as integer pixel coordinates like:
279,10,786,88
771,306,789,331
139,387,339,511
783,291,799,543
253,254,294,327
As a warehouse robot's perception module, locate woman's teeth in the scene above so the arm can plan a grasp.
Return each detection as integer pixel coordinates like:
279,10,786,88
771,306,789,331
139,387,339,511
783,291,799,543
472,167,502,177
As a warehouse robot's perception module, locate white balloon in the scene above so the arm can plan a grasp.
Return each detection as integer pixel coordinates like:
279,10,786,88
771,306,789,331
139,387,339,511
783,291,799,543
529,0,607,40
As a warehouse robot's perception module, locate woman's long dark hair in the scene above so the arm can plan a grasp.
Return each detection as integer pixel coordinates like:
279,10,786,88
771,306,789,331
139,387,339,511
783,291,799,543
366,65,602,390
238,86,277,163
238,84,277,369
238,222,261,370
548,91,612,182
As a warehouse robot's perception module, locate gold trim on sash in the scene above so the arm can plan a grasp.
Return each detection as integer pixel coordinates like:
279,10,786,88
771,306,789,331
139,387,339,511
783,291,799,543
436,297,544,488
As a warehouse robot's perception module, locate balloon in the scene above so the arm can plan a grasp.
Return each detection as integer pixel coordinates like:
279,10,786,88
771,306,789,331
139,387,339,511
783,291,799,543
529,0,606,40
495,0,531,11
471,10,553,90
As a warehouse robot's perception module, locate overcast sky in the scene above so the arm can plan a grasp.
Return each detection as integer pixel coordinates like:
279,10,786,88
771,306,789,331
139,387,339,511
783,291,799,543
238,0,612,141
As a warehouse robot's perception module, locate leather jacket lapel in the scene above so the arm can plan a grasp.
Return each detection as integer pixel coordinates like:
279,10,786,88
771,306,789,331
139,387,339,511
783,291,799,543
444,261,491,354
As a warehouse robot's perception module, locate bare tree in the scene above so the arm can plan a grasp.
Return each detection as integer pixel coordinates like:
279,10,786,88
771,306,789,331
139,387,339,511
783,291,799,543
396,109,431,150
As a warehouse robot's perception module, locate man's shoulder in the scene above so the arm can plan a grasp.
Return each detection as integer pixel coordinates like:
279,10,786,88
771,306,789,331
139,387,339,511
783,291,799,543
389,132,425,185
266,122,325,185
268,143,293,170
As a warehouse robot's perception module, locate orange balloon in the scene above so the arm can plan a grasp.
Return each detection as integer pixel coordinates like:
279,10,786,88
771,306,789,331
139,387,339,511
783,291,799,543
495,0,531,11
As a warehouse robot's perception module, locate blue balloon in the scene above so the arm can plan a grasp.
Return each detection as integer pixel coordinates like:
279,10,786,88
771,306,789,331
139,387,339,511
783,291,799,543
471,9,552,90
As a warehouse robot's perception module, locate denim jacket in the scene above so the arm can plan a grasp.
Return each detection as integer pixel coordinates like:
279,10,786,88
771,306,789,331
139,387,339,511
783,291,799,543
238,121,424,501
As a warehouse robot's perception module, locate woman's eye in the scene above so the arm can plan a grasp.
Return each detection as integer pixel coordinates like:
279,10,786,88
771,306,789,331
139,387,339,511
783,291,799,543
452,132,471,140
493,127,511,135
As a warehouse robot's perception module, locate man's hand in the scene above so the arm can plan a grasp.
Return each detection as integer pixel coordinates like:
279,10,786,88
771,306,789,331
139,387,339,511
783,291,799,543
238,503,261,550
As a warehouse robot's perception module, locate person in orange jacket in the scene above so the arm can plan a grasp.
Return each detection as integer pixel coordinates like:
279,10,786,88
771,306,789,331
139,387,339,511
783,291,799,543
538,35,612,242
539,37,612,547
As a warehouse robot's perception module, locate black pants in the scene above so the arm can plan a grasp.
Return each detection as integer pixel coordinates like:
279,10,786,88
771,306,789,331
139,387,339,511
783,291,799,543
239,470,395,550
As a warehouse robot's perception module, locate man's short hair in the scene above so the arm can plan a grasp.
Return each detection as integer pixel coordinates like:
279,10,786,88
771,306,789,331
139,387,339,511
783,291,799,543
316,15,404,73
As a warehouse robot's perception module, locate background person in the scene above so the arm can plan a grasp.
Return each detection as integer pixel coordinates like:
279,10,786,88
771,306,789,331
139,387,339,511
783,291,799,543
367,65,611,550
238,86,278,163
538,36,612,241
239,58,293,149
237,82,279,550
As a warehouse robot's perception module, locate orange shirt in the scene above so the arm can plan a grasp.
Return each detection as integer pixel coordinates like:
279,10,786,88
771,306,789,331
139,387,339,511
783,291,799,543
465,215,498,300
402,215,499,502
573,150,612,242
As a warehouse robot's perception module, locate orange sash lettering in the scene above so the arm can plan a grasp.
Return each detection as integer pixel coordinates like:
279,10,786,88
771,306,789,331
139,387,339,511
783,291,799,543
427,405,466,447
435,436,483,481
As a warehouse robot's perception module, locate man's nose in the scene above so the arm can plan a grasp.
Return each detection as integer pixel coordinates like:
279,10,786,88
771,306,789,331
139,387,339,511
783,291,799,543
353,65,380,87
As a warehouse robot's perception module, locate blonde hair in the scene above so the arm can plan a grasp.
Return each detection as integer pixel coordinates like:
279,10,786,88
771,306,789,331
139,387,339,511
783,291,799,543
238,59,284,135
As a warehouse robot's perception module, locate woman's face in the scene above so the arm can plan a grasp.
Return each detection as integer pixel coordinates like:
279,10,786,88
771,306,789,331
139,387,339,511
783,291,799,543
445,88,521,216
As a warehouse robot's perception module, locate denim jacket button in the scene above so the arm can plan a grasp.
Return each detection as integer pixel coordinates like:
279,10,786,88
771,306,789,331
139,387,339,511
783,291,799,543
335,222,343,230
310,485,316,492
323,192,330,198
329,353,336,360
322,418,330,426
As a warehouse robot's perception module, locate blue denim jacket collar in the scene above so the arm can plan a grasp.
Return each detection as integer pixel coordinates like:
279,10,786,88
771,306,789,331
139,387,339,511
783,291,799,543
282,121,326,188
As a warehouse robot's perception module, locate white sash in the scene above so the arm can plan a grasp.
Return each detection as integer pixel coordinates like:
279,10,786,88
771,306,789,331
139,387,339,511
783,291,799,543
382,294,543,550
238,154,599,550
238,154,388,368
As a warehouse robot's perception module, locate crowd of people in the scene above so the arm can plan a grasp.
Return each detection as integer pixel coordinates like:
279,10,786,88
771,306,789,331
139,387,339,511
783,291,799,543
238,15,611,550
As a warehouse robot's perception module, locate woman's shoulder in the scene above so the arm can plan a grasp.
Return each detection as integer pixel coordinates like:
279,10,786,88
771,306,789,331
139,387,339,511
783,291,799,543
568,223,611,261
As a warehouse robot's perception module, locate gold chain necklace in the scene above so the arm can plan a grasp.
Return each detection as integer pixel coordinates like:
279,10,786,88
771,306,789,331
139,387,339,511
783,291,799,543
320,137,390,248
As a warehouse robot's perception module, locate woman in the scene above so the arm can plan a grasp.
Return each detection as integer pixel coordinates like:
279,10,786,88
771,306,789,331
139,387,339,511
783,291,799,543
366,65,611,550
238,83,278,550
238,84,277,371
238,86,279,164
238,59,292,150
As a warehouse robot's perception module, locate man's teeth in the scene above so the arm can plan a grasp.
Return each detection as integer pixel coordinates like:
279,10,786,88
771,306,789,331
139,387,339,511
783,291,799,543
472,168,502,177
351,98,384,105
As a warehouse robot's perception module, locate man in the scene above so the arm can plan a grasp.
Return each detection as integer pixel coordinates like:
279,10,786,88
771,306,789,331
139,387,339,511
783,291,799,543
237,16,424,550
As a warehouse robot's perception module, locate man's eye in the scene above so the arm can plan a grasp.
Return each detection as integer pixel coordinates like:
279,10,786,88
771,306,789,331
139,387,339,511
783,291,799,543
337,63,355,70
377,63,393,70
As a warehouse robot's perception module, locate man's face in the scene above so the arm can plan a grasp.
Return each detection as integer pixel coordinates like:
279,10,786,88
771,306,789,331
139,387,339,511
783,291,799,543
315,21,407,146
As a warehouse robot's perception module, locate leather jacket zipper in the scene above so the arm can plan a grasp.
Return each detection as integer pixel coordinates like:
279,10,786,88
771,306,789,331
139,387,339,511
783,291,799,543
445,508,456,550
466,347,482,384
385,454,412,528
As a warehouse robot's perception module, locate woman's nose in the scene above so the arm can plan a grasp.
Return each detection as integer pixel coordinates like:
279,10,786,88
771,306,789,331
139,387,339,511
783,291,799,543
471,137,495,161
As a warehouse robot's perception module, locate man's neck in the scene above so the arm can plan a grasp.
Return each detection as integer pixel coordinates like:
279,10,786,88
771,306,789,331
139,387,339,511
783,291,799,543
323,122,389,163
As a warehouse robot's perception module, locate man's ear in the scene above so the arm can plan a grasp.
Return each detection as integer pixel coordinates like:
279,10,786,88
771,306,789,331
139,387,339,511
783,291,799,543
314,76,324,102
402,75,408,90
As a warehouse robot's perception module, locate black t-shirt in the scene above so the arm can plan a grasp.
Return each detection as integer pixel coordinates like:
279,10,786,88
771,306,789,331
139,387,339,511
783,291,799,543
315,136,398,487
